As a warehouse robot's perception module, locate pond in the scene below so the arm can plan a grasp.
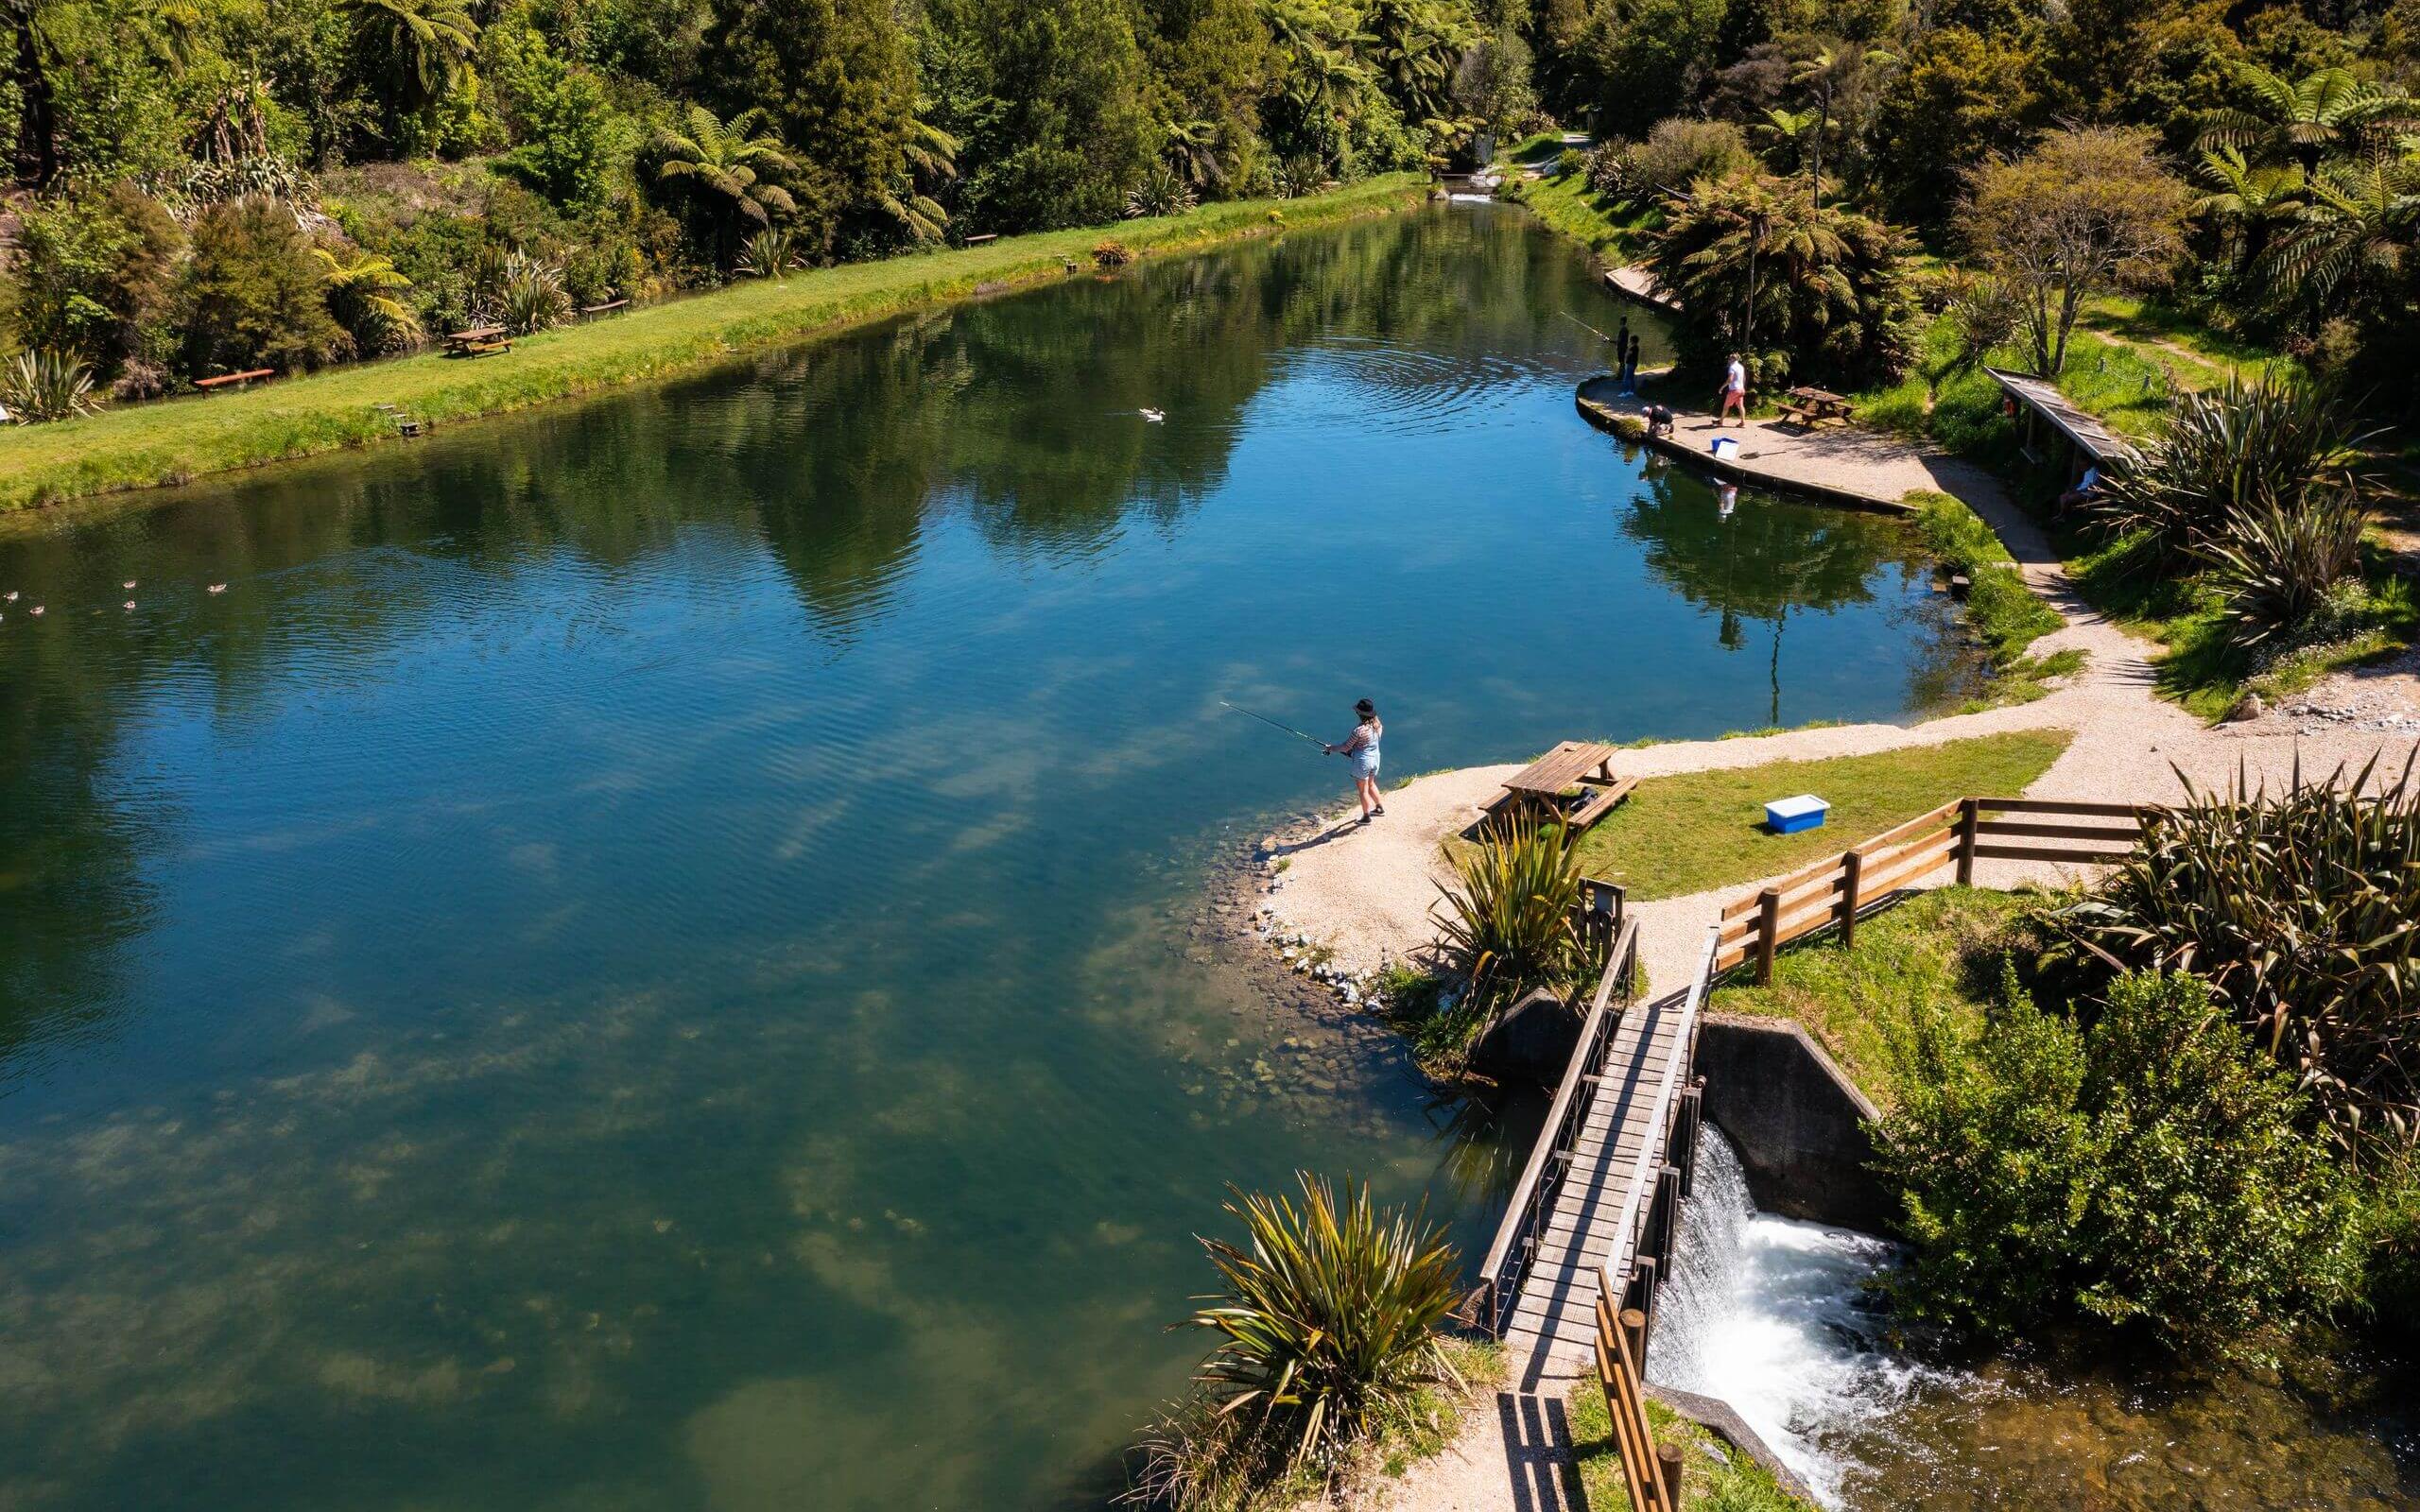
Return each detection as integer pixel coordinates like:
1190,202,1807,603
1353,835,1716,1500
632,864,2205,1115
0,203,1969,1511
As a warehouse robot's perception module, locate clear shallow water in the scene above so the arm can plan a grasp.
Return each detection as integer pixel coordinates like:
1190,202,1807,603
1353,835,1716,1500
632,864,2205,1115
0,205,1965,1511
1650,1130,2420,1511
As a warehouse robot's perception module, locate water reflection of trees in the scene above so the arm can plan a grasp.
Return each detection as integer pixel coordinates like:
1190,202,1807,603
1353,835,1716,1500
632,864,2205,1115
1619,470,1941,726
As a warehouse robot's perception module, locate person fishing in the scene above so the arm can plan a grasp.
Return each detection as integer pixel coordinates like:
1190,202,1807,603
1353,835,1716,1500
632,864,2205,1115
1325,698,1385,824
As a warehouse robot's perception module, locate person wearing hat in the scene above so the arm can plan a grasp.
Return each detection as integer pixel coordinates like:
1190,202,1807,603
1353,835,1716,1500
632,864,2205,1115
1325,699,1386,824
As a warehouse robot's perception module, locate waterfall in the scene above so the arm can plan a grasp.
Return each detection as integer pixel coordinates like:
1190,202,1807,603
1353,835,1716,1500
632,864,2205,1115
1641,1126,1920,1509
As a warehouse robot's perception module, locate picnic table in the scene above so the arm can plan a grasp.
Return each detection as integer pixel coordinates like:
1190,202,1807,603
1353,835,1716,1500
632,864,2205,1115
443,325,510,357
1778,386,1857,426
1484,740,1637,833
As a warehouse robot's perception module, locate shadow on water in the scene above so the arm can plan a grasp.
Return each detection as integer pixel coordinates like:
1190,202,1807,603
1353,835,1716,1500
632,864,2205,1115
0,204,1969,1512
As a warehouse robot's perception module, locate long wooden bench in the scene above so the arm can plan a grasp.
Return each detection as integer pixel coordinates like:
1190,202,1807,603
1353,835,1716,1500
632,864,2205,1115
195,369,275,391
579,299,629,318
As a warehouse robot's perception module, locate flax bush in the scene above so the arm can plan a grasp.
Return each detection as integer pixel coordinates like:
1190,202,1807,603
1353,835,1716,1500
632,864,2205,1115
1429,813,1585,1033
2038,754,2420,1151
1124,1175,1464,1508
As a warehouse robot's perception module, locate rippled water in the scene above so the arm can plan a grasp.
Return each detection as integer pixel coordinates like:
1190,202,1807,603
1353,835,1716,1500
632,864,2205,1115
1650,1130,2420,1511
0,205,1967,1511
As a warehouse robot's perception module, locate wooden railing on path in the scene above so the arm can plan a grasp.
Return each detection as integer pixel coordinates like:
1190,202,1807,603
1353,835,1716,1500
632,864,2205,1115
1586,926,1718,1512
1464,914,1643,1334
1717,796,2148,981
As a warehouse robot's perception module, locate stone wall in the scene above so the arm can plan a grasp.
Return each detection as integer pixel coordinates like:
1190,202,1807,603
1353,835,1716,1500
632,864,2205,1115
1693,1013,1893,1233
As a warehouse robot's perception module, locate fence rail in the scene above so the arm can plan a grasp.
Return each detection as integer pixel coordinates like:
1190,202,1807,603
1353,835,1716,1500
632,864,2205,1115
1717,796,2147,980
1463,914,1642,1334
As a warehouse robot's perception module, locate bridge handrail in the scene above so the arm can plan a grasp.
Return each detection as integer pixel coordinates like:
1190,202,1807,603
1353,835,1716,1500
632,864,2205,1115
1595,925,1718,1310
1467,915,1642,1333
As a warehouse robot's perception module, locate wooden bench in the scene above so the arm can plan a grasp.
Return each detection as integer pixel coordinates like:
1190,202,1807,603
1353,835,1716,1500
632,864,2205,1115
1782,386,1856,426
195,369,275,391
579,300,629,318
962,232,998,245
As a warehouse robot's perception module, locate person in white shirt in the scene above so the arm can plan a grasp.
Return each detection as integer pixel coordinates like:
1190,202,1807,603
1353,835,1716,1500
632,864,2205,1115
1719,352,1748,426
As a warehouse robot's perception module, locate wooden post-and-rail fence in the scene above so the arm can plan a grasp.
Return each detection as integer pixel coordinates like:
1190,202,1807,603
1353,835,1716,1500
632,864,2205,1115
1588,927,1719,1512
1717,796,2148,982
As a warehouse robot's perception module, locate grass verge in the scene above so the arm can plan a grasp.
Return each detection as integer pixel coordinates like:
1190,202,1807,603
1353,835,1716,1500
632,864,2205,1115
1512,170,1656,264
1564,730,2074,902
1708,885,2034,1108
1568,1385,1819,1512
1907,489,2083,709
0,177,1423,515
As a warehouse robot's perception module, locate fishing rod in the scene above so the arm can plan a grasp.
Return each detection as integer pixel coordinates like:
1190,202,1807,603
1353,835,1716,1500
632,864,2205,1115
1219,700,1327,751
1561,310,1614,342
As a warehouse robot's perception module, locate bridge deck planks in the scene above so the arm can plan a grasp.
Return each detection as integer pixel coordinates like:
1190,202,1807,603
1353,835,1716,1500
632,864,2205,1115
1504,981,1695,1382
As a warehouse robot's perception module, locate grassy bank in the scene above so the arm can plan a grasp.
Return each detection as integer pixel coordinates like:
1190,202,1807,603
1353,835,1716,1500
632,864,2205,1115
1569,1387,1817,1511
1710,885,2032,1107
1567,730,2073,902
0,177,1424,516
1508,169,1654,264
1907,490,2082,708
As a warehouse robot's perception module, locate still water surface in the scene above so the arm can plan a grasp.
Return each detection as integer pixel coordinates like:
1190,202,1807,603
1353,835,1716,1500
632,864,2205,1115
0,206,1964,1509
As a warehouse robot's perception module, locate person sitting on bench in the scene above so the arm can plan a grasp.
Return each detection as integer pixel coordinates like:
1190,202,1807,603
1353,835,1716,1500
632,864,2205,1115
2058,465,2104,513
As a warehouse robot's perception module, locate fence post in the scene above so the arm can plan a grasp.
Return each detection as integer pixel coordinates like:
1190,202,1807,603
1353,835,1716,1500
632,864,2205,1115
1675,1082,1703,1196
1839,848,1863,950
1955,799,1980,885
1655,1442,1686,1511
1654,1164,1683,1263
1619,1306,1649,1371
1754,886,1780,984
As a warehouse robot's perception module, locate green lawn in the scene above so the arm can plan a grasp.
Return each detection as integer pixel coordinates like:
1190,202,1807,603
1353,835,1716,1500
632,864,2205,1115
0,177,1423,518
1565,730,2074,902
1568,1385,1817,1512
1708,885,2033,1108
1511,170,1657,264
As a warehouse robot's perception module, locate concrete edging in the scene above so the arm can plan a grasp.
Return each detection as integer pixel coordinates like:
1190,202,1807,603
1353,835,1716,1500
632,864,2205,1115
1644,1382,1824,1505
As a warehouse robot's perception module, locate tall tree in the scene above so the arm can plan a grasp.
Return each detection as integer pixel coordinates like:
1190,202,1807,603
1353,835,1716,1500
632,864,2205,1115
343,0,479,142
1959,127,2188,377
2205,63,2420,179
4,0,58,187
706,0,917,253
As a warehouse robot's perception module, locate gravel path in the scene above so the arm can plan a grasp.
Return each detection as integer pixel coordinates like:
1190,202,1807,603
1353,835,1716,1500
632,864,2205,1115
1253,407,2420,1512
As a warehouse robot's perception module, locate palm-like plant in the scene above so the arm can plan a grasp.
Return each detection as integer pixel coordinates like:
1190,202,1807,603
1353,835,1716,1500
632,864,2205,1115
1166,1175,1462,1476
491,252,570,335
313,245,421,352
1124,163,1199,219
653,105,798,265
876,101,959,245
1163,119,1225,191
2193,145,2307,274
342,0,478,114
0,349,100,423
1431,813,1586,1020
2256,151,2420,316
1754,106,1821,181
2194,490,2370,642
1364,0,1464,123
735,227,803,281
2092,371,2373,566
2204,64,2420,178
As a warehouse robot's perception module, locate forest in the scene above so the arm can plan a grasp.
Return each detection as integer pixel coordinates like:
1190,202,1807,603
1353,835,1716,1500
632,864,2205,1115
0,0,2414,419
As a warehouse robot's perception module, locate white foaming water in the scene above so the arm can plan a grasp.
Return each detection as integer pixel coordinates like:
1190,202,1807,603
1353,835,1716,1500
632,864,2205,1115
1642,1126,1923,1508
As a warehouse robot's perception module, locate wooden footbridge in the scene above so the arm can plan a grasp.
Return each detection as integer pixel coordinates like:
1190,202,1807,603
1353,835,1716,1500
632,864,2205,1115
1463,917,1717,1384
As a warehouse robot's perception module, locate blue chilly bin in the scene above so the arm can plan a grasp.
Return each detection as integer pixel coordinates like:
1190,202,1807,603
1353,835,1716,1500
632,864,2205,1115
1765,794,1830,833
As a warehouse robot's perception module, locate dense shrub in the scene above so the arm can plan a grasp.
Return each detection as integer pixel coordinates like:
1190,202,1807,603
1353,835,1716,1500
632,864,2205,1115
1626,117,1753,199
10,184,182,379
1877,969,2364,1355
2038,756,2420,1151
1125,1175,1463,1506
176,198,348,377
2196,490,2370,642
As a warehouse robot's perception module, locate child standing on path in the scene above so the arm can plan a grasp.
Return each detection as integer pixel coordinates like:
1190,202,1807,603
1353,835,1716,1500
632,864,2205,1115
1325,699,1385,824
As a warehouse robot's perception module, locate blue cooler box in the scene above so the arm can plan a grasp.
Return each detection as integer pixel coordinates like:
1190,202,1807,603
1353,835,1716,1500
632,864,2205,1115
1765,794,1829,834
